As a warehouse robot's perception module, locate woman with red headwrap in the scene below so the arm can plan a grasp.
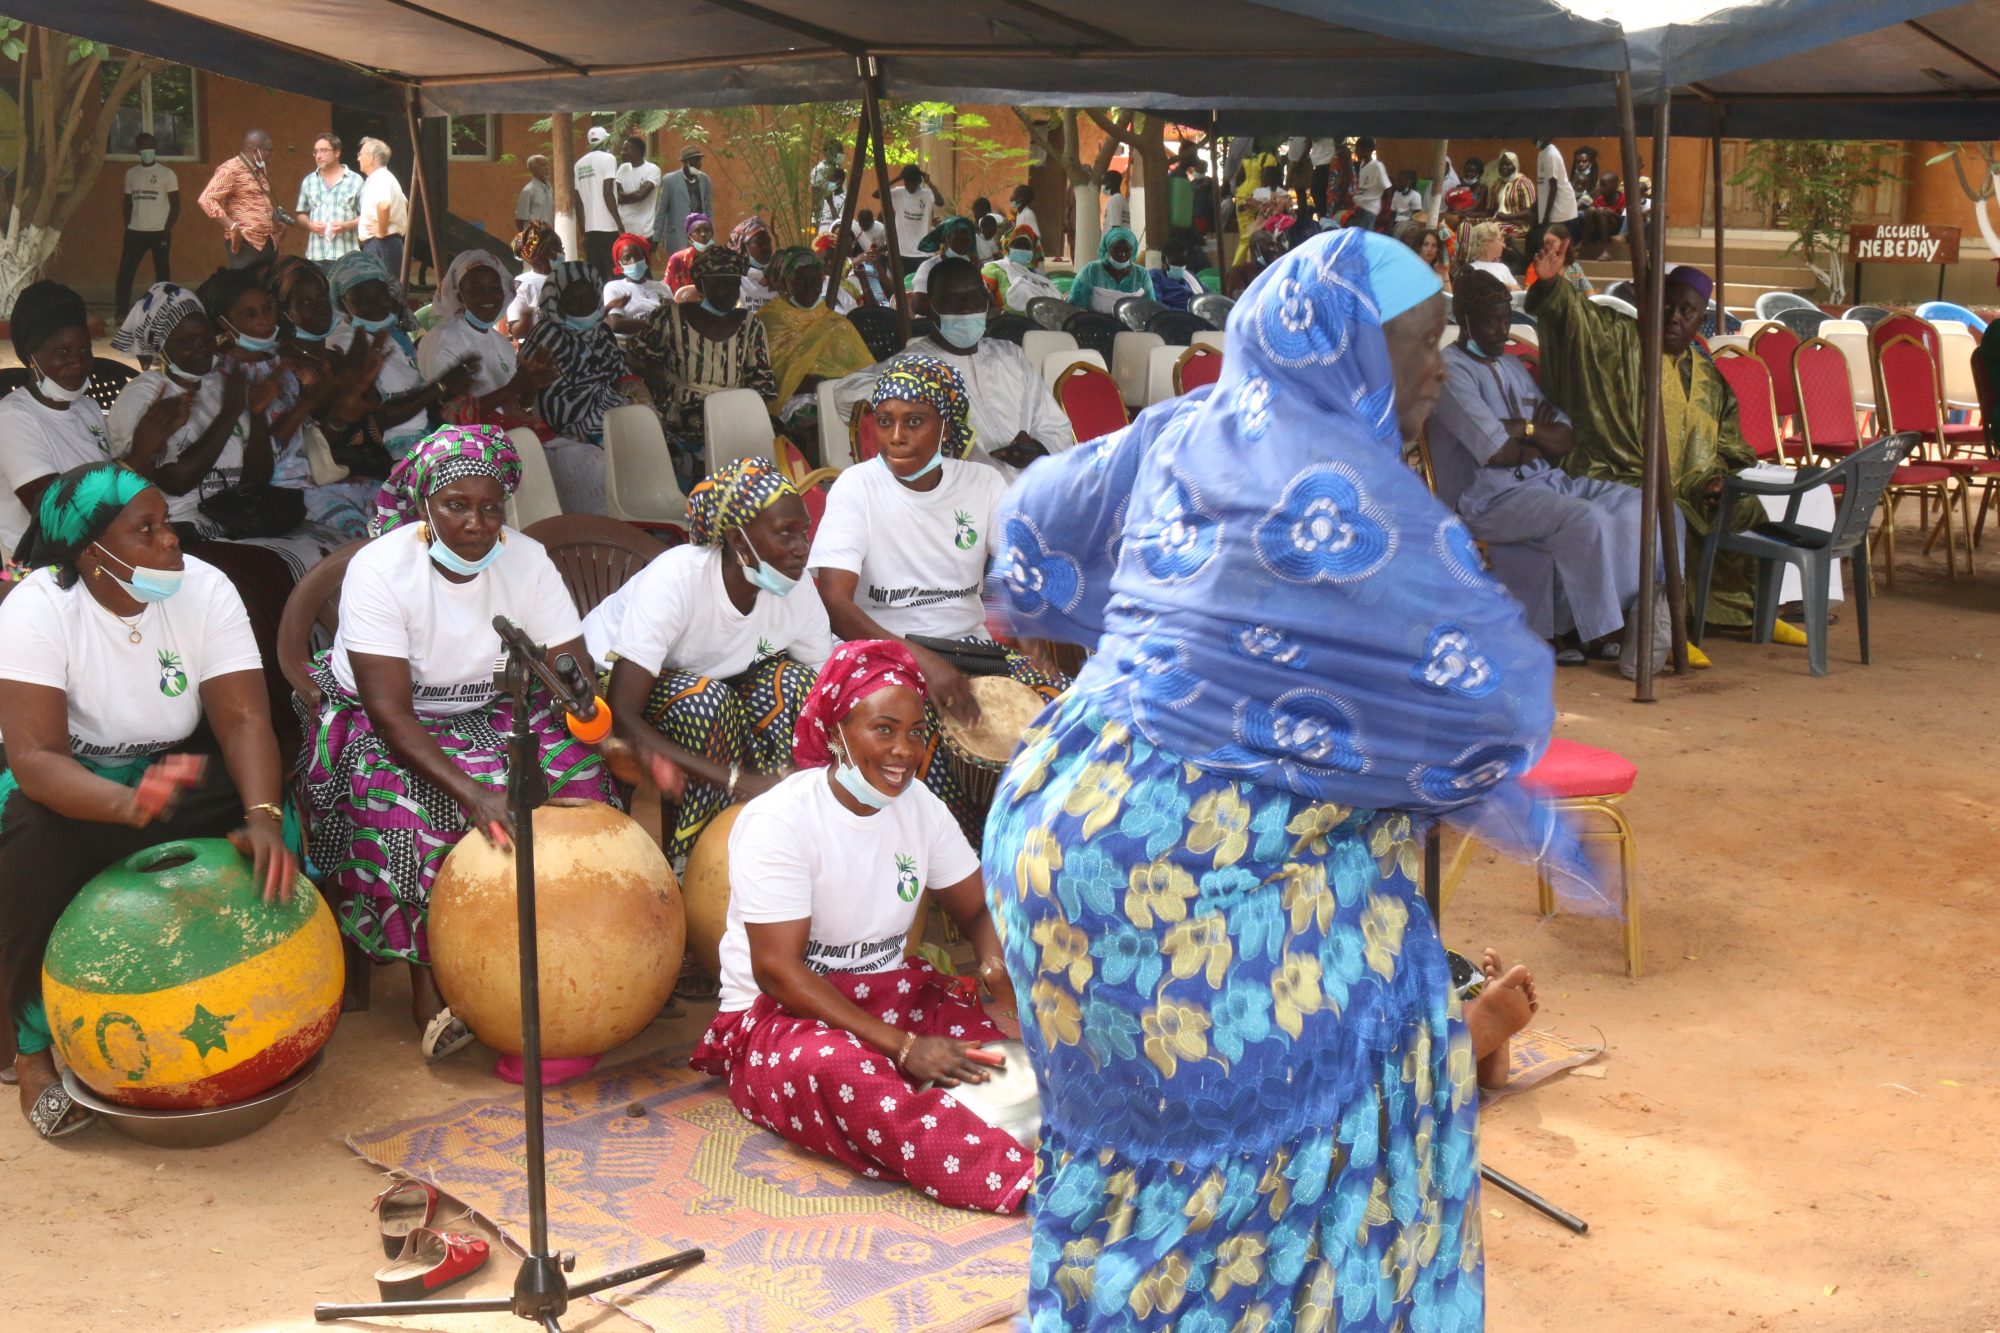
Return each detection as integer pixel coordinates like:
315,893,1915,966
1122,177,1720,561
688,639,1035,1214
602,231,671,335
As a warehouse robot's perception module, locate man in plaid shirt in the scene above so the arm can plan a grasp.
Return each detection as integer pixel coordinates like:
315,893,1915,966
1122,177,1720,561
295,131,363,269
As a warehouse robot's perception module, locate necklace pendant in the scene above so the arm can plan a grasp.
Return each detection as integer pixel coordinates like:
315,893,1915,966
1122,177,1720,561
129,628,143,644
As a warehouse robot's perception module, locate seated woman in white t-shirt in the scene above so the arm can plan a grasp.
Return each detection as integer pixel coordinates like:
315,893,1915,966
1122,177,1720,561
296,426,618,1061
416,250,557,437
0,281,119,560
602,232,673,335
807,356,1063,836
687,640,1035,1214
0,463,294,1138
587,457,831,861
505,219,561,341
324,251,469,462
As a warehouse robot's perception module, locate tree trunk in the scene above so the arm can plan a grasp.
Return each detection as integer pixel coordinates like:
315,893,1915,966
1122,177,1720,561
0,222,63,315
550,111,577,258
1131,116,1169,260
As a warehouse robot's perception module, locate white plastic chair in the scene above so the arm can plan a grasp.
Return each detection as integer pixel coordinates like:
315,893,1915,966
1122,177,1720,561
504,427,563,529
1734,318,1778,343
816,379,856,470
1590,293,1638,318
1505,323,1538,348
1042,348,1107,390
1706,334,1751,356
602,405,689,526
1936,322,1981,412
1815,319,1866,338
1020,329,1078,376
1191,329,1226,352
1144,343,1186,405
702,387,775,476
1435,324,1460,349
1110,331,1164,409
1821,329,1876,417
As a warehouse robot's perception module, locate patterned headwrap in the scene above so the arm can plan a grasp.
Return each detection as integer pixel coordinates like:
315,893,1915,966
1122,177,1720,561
369,424,523,536
110,282,204,360
919,215,975,255
613,232,652,265
433,248,513,322
766,246,821,301
868,354,975,461
1003,224,1043,265
327,250,392,304
683,211,712,234
537,260,602,321
791,639,929,769
513,218,561,263
728,215,772,254
691,244,750,283
267,255,329,314
686,456,796,547
22,462,149,582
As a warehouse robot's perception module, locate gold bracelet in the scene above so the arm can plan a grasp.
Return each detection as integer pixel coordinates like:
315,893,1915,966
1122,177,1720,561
895,1031,917,1069
246,802,284,823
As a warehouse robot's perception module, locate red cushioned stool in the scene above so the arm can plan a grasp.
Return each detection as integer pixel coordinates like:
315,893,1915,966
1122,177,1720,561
1441,737,1643,976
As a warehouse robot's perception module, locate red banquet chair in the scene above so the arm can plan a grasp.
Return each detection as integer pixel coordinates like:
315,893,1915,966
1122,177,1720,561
1171,344,1223,394
1876,335,1997,578
1711,347,1789,464
1440,737,1642,977
1748,322,1802,424
1503,336,1540,384
1052,360,1131,442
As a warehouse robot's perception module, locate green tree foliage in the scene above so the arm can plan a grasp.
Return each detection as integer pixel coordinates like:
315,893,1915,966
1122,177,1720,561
1729,141,1903,303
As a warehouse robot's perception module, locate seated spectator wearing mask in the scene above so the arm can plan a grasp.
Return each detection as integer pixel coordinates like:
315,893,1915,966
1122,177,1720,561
730,216,780,312
418,250,558,434
0,282,117,559
982,224,1061,313
910,215,979,319
758,247,874,456
513,260,628,512
1148,237,1205,313
603,232,674,334
1426,269,1649,663
324,252,465,465
506,220,561,340
662,213,713,303
1067,226,1155,315
629,246,776,488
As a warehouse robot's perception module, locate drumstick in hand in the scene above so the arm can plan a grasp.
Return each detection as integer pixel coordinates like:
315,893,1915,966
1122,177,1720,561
966,1046,1007,1068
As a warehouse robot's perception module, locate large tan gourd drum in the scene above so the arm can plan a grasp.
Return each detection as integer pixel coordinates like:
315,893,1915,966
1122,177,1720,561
429,800,683,1058
940,676,1046,813
681,803,746,979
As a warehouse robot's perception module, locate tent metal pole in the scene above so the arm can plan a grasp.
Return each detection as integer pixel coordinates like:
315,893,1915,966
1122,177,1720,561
823,99,871,310
403,84,443,296
1211,111,1226,277
859,62,913,344
1650,96,1690,677
1711,106,1726,321
1615,72,1660,701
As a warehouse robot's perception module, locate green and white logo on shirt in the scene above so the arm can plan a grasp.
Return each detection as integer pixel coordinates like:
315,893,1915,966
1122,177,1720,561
755,636,775,659
157,650,188,698
894,853,920,902
952,509,977,551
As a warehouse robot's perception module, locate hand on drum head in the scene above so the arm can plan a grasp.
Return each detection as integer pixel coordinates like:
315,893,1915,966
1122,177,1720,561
227,819,298,905
129,754,208,826
646,751,687,802
461,786,515,852
910,645,981,727
903,1035,995,1087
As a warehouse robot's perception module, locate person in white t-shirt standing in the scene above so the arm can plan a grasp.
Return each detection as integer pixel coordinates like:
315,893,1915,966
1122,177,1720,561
587,457,832,859
1537,138,1580,237
687,638,1035,1214
356,137,410,290
882,163,938,262
116,133,179,317
298,427,619,1063
807,356,1064,838
574,125,622,281
1351,137,1393,230
1099,168,1130,235
611,135,661,243
0,462,294,1138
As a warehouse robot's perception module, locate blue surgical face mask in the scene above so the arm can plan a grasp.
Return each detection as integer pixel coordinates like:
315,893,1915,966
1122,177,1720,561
92,544,184,603
349,312,396,335
936,311,987,347
733,531,798,598
621,260,647,282
699,298,732,317
833,724,899,809
561,308,605,332
426,505,504,576
1105,257,1131,274
223,319,280,353
1167,265,1188,280
290,323,329,342
747,256,766,271
139,149,157,166
463,309,497,332
896,446,944,482
1007,247,1035,265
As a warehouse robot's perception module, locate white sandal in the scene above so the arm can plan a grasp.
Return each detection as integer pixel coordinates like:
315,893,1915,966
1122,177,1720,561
421,1008,476,1062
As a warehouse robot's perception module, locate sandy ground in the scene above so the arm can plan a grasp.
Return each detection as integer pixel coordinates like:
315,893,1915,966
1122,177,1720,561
4,523,1998,1333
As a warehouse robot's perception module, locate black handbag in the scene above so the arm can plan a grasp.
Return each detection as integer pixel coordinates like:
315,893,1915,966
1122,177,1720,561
198,483,307,539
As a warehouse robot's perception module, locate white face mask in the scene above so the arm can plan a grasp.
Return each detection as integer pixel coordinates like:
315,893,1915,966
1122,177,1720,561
832,722,899,809
33,357,86,404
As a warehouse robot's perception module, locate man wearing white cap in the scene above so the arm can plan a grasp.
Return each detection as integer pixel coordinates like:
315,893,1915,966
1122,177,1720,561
574,124,621,278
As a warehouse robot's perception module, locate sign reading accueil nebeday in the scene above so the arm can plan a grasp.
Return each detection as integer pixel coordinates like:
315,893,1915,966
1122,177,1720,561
1848,224,1960,265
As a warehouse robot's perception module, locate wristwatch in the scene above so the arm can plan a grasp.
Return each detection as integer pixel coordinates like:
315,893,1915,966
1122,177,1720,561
1523,421,1537,439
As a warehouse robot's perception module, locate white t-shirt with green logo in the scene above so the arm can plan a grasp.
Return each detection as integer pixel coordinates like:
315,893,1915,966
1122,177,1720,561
807,455,1008,642
0,391,115,556
715,766,978,1012
0,557,261,763
582,543,830,680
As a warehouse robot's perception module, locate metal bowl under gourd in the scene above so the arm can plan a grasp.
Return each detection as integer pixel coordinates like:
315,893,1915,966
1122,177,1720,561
61,1052,324,1149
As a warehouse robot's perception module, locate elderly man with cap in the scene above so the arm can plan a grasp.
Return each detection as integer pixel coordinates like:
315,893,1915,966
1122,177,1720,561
653,142,715,259
574,124,621,279
1525,231,1789,647
1427,268,1649,663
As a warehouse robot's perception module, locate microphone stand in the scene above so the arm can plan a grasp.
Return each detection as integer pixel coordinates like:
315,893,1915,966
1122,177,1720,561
316,617,703,1330
1424,827,1589,1236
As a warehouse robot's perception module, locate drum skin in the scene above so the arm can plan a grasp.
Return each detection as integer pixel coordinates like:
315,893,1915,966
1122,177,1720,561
42,839,342,1109
681,803,746,980
430,800,684,1058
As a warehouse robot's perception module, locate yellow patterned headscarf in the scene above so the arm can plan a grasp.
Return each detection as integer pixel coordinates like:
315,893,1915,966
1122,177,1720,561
686,456,796,546
869,354,975,460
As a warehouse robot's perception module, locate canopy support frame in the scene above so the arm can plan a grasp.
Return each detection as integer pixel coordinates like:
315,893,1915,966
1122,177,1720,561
858,59,914,344
402,83,445,303
1711,104,1726,321
822,108,872,311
